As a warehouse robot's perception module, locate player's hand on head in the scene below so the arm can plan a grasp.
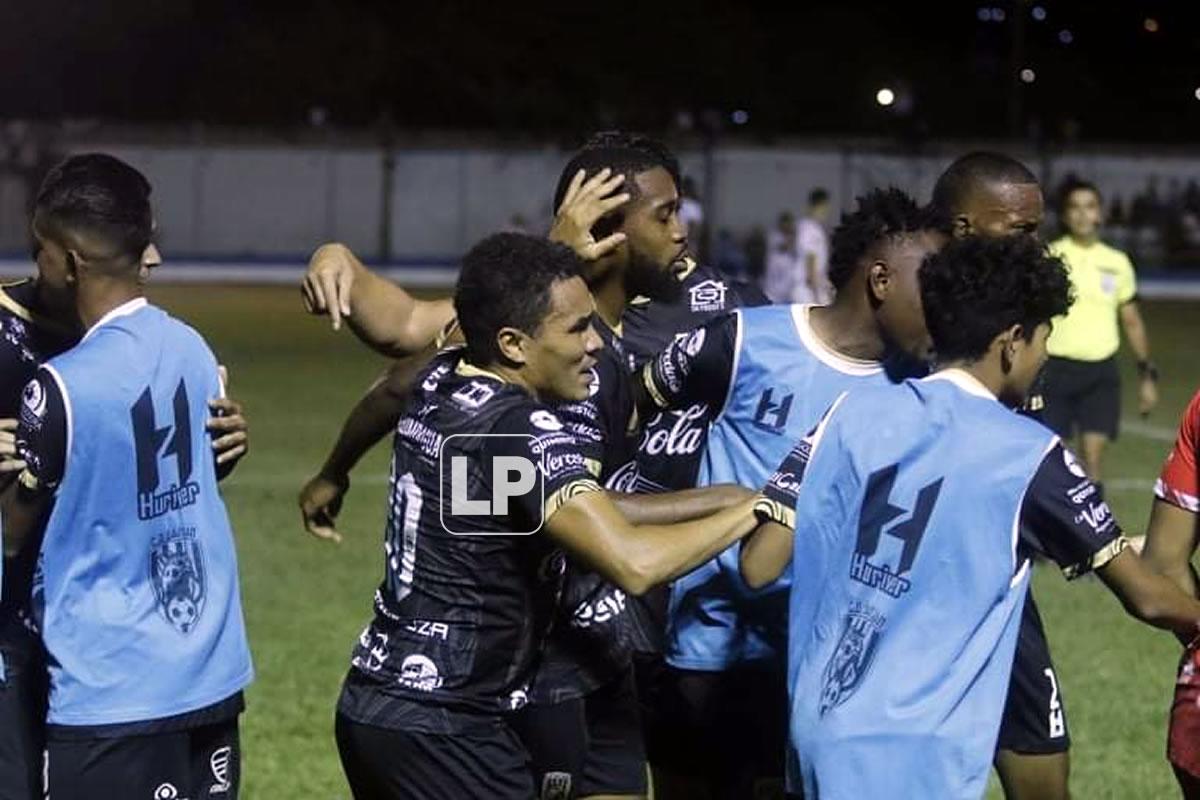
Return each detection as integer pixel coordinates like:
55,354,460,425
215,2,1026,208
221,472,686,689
549,167,631,262
300,471,350,544
302,243,357,331
0,417,26,474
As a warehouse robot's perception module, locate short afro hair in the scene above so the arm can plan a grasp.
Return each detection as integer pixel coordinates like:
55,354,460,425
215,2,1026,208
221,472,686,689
919,235,1073,363
827,187,941,290
931,151,1039,217
552,131,681,217
454,232,584,367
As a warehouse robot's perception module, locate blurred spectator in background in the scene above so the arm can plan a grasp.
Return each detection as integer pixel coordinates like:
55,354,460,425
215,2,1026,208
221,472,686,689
714,228,750,281
1043,178,1159,482
795,187,832,303
763,210,798,303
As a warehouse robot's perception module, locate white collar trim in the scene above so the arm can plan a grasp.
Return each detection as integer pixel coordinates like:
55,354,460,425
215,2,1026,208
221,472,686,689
790,304,883,376
83,298,148,342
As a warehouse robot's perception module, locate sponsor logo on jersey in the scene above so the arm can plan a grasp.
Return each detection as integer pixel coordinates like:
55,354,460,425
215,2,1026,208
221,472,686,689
209,746,233,794
150,528,206,635
21,377,46,420
153,783,182,800
849,464,943,599
752,388,794,433
819,602,886,716
571,588,627,628
398,654,443,692
530,410,564,431
1075,500,1114,534
541,772,573,800
452,380,497,409
405,619,451,640
352,627,390,673
639,405,707,458
689,279,728,312
683,328,706,356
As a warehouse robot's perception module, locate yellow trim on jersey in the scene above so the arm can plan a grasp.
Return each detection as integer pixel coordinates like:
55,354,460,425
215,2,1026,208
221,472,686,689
435,317,461,350
641,362,669,410
544,478,603,521
455,359,510,384
754,494,796,531
0,283,36,323
1063,535,1128,580
583,458,602,478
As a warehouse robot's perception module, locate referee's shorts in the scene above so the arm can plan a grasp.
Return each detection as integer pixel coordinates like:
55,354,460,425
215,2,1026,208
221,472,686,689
1041,356,1120,440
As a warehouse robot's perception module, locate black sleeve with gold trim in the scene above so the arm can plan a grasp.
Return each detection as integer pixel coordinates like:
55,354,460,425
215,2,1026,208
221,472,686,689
754,426,820,530
641,312,737,414
1019,443,1127,579
15,368,67,494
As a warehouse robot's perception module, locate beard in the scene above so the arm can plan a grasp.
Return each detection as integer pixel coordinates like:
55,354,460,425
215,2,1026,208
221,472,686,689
626,250,684,304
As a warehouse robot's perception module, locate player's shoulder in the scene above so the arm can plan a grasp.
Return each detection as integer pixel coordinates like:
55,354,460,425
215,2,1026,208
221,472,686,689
1179,387,1200,442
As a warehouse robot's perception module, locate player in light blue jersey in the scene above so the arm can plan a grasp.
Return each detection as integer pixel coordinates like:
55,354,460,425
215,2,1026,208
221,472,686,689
0,154,253,799
743,235,1200,799
634,188,946,796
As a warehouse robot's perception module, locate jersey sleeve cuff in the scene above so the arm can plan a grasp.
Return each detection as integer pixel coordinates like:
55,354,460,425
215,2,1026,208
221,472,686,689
1062,535,1129,581
1156,478,1200,514
544,478,604,522
640,363,670,410
754,494,796,530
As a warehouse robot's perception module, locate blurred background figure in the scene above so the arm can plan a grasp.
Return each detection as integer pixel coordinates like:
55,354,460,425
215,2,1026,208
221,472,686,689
795,187,832,303
1043,178,1159,482
763,210,798,303
679,175,705,251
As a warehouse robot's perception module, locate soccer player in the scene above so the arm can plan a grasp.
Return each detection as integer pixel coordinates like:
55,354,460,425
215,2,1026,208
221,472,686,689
932,151,1073,800
1141,387,1200,798
0,154,253,799
1043,178,1158,482
742,234,1200,799
332,232,760,799
300,132,764,799
634,187,944,796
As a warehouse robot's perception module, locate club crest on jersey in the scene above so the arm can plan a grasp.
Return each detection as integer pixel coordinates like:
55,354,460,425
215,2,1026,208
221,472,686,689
688,279,727,312
150,529,206,635
819,602,886,716
530,410,564,431
21,377,46,421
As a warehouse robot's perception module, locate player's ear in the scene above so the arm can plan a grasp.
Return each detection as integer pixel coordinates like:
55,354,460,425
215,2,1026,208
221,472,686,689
952,214,972,238
64,249,82,284
866,260,890,304
496,327,528,366
998,324,1023,374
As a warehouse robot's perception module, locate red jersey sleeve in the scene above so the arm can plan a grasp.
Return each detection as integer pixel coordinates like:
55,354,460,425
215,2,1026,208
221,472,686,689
1156,389,1200,514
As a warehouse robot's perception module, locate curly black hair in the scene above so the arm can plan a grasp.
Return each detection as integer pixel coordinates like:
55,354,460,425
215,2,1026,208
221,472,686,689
827,187,941,290
455,232,584,367
551,132,681,234
919,235,1073,363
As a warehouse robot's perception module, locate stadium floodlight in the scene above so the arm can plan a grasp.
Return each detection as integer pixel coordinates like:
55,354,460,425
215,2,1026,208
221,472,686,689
876,88,896,107
1031,6,1046,21
1058,29,1073,45
1020,68,1036,84
1144,18,1159,33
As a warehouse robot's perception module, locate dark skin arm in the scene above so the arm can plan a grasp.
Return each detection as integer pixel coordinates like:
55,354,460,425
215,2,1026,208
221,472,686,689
609,484,756,526
0,480,50,558
299,347,438,542
1142,498,1200,599
740,520,794,589
1097,547,1200,639
546,491,761,596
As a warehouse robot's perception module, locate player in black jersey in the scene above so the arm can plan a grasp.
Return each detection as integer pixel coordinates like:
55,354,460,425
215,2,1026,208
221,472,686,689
932,152,1070,800
331,232,760,800
0,160,250,800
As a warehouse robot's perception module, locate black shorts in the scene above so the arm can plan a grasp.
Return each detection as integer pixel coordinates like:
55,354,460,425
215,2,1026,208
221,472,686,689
512,668,647,798
997,593,1070,755
646,659,787,797
0,619,46,800
335,712,534,800
1042,356,1121,440
45,717,240,800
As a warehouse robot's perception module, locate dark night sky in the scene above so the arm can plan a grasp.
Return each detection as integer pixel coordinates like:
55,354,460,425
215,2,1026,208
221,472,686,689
1,0,1197,143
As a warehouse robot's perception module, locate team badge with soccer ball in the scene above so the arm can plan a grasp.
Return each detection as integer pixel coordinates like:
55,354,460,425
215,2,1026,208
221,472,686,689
150,530,207,635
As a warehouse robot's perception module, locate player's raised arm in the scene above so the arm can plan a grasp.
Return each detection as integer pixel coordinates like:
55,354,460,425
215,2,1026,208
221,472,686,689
607,483,755,525
299,346,440,542
632,311,738,420
301,242,454,357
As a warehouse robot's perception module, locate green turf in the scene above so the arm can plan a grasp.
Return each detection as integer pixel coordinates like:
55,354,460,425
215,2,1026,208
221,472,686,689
144,285,1199,799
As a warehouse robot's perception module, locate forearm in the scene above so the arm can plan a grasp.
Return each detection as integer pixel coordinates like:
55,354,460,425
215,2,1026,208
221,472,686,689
740,522,794,589
0,483,47,558
1121,308,1152,362
620,500,758,593
608,484,753,525
1099,549,1200,638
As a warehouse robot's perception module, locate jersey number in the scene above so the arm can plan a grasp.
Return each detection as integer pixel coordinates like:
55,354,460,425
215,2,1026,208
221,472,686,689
386,472,424,602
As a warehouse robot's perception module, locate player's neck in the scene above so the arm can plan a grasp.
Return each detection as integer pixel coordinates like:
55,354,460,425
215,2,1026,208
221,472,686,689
76,279,144,332
810,300,886,362
587,272,627,330
939,359,1005,402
